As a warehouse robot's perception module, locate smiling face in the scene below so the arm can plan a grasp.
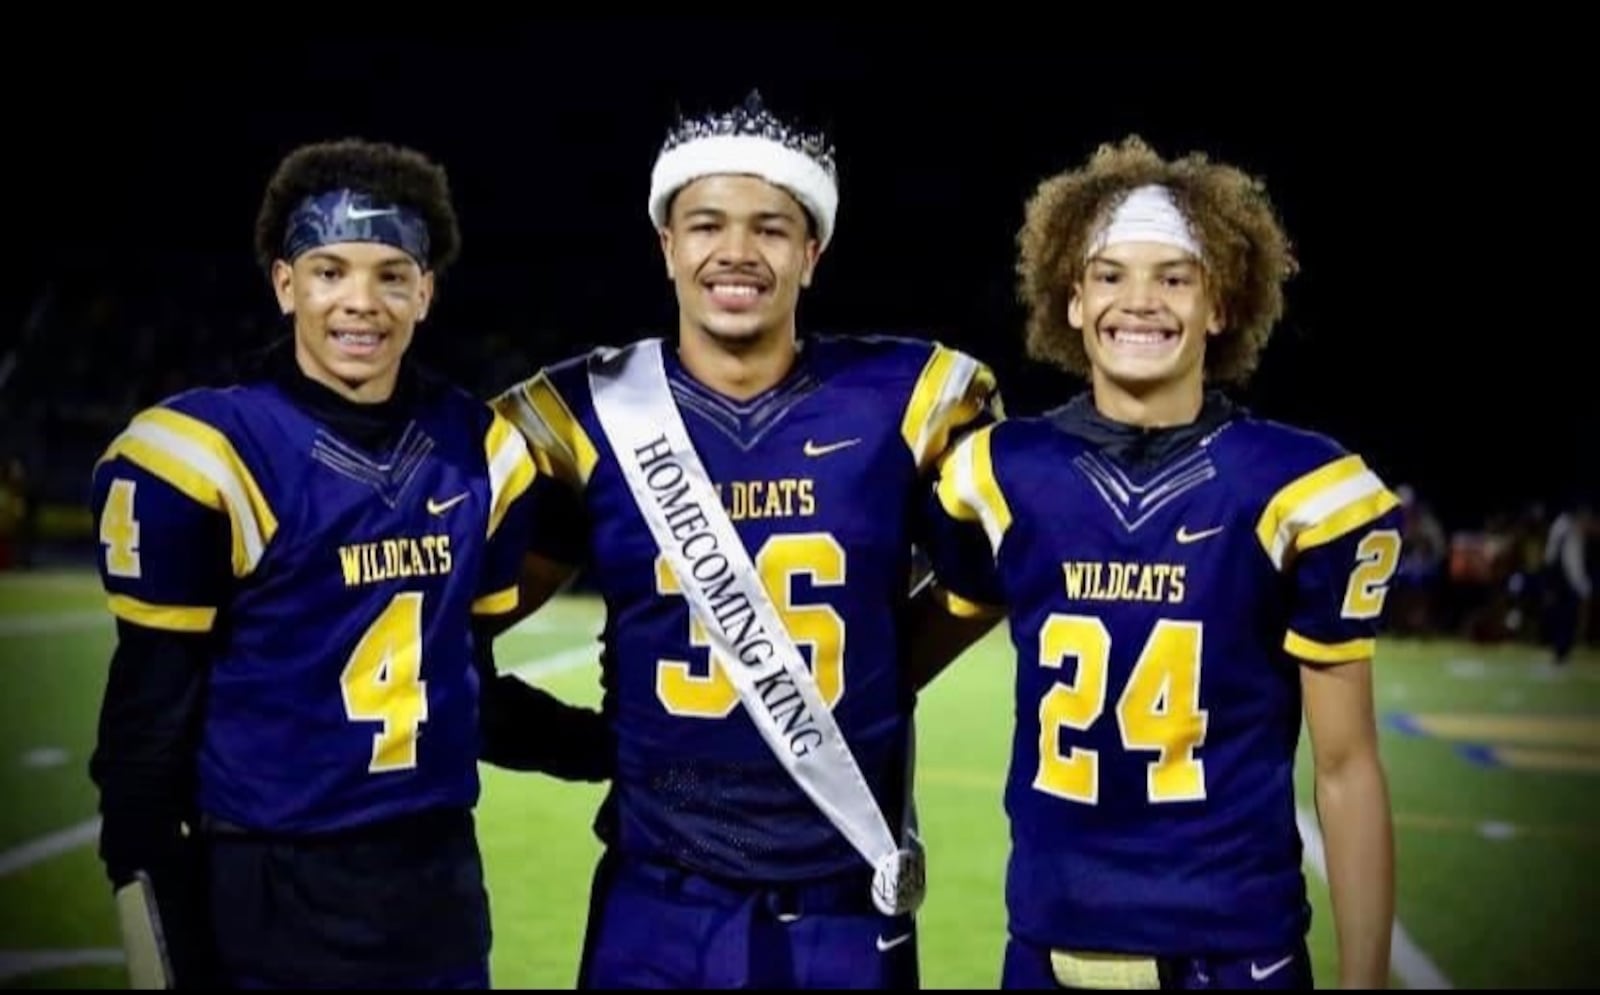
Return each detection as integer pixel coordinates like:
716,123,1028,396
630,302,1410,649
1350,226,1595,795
1068,239,1223,420
658,173,821,352
271,241,434,403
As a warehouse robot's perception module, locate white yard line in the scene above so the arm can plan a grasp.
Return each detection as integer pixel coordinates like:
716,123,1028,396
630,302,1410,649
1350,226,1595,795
507,643,600,681
0,611,107,639
0,817,100,877
0,948,124,983
503,614,558,635
1296,808,1452,989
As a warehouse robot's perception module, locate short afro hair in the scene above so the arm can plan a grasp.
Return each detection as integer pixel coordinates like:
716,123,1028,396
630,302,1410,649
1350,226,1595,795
254,137,462,277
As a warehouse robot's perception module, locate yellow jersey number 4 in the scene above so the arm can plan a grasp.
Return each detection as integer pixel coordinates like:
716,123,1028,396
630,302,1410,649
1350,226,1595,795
340,592,428,773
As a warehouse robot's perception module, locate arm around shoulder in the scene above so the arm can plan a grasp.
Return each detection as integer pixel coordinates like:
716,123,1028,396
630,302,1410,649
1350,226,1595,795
473,617,611,782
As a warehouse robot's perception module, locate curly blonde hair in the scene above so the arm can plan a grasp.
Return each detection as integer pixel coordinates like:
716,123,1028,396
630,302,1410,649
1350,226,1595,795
1017,135,1298,386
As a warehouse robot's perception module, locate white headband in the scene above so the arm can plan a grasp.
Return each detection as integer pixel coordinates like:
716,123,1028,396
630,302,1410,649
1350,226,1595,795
1085,184,1201,260
647,134,839,250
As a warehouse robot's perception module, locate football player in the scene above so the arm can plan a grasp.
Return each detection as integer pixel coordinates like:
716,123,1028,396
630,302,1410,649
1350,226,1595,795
490,92,1001,989
927,136,1400,990
88,137,609,989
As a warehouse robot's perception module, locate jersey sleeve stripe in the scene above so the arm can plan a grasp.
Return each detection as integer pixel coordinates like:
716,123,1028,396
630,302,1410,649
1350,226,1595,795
498,375,598,487
902,347,990,472
1295,486,1402,556
936,427,1012,555
103,407,277,577
1255,454,1394,569
107,593,217,632
930,584,1006,620
1284,629,1375,664
484,414,537,539
471,586,520,617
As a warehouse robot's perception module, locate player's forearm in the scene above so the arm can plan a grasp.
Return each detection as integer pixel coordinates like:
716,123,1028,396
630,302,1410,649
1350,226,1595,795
90,622,217,987
476,554,582,638
90,622,209,882
479,673,613,781
1315,753,1395,988
471,614,612,781
903,585,1002,691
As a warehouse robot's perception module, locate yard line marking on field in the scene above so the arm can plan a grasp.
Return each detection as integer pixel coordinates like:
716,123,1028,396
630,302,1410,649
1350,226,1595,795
0,571,104,593
1392,713,1600,749
1393,810,1598,843
1297,808,1451,989
0,818,100,878
504,614,558,635
508,643,600,681
19,747,68,769
1443,657,1600,683
0,611,108,639
0,948,124,983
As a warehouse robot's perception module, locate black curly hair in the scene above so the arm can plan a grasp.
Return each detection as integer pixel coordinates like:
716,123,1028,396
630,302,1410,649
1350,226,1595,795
253,137,461,278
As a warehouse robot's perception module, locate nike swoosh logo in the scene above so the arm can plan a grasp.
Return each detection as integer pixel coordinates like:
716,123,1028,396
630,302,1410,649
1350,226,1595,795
803,438,861,457
426,493,469,515
346,206,398,220
1249,954,1294,981
1175,524,1224,544
875,932,912,952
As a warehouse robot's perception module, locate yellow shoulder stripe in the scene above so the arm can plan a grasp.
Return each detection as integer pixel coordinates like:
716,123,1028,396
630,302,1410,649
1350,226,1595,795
484,412,536,539
1255,454,1399,570
107,593,217,633
935,425,1012,555
100,407,277,578
901,345,997,473
494,373,598,488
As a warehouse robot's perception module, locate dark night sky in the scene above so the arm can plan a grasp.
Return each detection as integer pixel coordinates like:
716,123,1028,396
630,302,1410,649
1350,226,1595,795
8,20,1588,528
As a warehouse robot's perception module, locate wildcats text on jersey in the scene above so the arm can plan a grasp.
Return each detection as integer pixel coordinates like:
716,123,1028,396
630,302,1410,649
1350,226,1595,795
1062,561,1187,604
337,535,455,587
719,479,816,521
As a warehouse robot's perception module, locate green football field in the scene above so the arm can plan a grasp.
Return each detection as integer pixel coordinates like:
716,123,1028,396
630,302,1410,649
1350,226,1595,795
0,569,1595,989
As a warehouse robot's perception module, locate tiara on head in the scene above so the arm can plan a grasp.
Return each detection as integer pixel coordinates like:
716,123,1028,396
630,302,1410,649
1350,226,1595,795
648,90,841,249
659,90,837,180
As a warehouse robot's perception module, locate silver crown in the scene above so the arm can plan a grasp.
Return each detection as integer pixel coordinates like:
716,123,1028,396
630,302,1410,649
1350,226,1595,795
660,90,837,179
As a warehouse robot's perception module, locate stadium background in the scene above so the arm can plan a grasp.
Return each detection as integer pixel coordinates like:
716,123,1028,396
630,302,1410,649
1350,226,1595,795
0,20,1593,989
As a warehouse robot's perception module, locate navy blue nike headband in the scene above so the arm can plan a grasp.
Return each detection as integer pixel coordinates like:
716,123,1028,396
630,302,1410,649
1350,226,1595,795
282,188,431,266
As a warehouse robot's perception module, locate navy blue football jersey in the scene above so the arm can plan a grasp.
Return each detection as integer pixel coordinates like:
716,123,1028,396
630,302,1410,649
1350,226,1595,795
90,378,538,833
494,334,999,881
932,408,1403,955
